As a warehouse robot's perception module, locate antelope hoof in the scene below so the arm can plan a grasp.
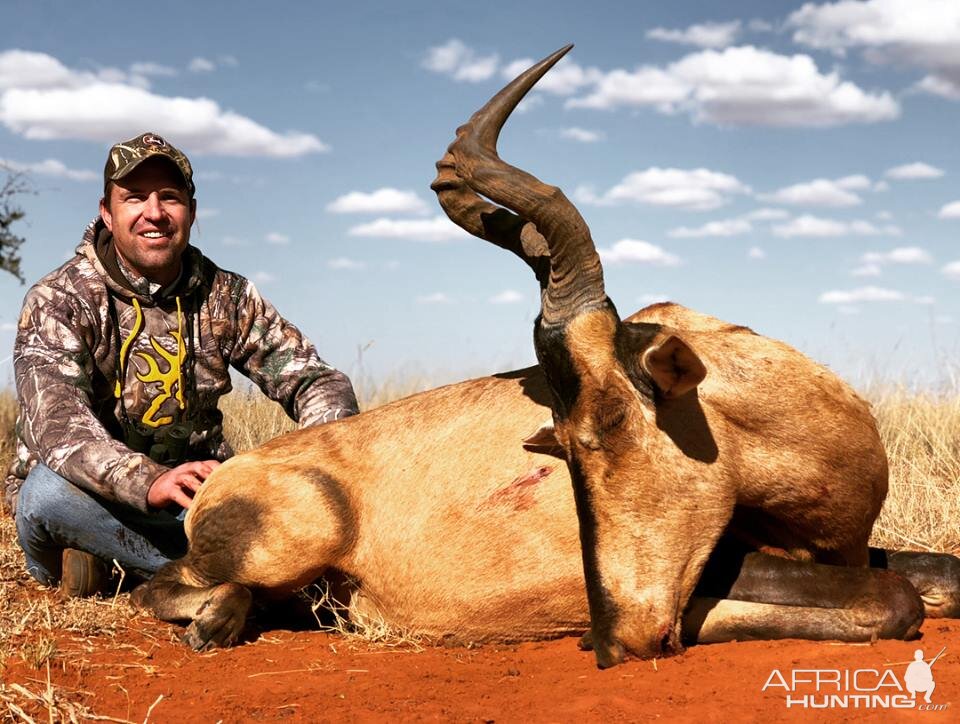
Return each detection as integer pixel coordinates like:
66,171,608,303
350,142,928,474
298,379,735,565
578,630,593,651
182,583,252,651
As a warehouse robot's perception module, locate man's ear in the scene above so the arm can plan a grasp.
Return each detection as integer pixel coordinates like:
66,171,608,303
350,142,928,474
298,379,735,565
99,197,113,232
190,197,197,226
641,333,706,399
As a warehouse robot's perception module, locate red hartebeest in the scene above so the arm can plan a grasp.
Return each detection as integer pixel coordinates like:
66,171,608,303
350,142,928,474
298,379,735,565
132,48,960,664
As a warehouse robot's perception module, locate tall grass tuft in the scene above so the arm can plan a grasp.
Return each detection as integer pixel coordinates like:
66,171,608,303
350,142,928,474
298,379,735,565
219,370,435,455
868,384,960,553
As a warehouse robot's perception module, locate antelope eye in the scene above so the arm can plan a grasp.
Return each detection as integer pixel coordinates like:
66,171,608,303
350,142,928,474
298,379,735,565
596,396,627,432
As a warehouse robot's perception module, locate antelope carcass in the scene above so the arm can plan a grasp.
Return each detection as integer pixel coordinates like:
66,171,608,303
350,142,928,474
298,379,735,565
132,47,960,665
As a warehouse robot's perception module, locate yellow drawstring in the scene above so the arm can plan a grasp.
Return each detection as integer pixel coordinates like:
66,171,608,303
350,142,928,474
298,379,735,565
175,296,185,410
114,298,144,398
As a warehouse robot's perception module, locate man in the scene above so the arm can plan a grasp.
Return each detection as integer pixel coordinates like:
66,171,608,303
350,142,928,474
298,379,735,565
7,132,359,597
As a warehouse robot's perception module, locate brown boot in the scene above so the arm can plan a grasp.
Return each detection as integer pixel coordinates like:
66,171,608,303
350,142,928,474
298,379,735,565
60,548,110,598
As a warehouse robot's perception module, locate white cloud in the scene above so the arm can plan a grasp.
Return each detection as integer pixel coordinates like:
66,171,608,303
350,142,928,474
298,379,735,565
0,322,16,332
915,74,960,100
744,207,790,221
758,176,869,207
195,207,219,219
327,188,429,215
129,62,177,78
747,246,766,260
775,217,829,238
647,21,742,49
417,292,451,304
938,201,960,219
566,66,690,111
500,57,600,95
0,157,96,181
423,39,498,83
668,218,752,238
884,162,945,179
515,95,544,114
252,271,277,284
327,257,366,270
876,210,893,220
788,0,960,101
348,216,470,242
566,46,898,127
0,49,80,90
489,289,524,304
222,236,247,246
914,295,935,305
0,49,327,157
851,263,882,277
748,19,775,33
836,175,872,190
265,232,290,245
861,247,932,265
597,239,681,266
559,127,603,143
943,261,960,280
772,215,901,237
819,286,905,303
579,167,750,211
188,57,216,73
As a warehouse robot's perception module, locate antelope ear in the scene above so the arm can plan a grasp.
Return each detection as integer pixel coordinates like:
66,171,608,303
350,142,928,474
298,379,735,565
641,334,706,399
523,419,564,457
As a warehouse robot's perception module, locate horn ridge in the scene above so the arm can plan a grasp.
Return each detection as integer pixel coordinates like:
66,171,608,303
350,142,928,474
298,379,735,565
452,44,606,323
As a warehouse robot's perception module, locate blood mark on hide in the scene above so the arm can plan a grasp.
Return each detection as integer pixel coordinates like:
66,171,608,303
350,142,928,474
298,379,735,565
479,465,554,512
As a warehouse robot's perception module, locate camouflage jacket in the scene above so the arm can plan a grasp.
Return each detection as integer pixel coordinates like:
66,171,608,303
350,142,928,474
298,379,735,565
7,219,358,514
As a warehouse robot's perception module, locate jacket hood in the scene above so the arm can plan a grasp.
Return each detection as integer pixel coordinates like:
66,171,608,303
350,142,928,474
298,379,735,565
78,217,205,304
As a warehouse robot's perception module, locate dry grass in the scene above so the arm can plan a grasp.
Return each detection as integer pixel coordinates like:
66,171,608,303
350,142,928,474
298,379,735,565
868,384,960,553
299,580,425,651
220,372,434,454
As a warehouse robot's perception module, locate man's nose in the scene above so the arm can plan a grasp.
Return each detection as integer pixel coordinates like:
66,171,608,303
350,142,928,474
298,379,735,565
143,193,164,219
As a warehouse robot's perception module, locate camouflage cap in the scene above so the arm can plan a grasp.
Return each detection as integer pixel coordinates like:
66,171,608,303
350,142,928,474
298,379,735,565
104,132,195,196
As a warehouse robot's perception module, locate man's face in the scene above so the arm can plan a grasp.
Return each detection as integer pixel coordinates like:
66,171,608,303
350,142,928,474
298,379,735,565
99,158,196,286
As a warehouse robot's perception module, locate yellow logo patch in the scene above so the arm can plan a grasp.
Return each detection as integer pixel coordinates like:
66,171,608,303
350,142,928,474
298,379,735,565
135,332,185,427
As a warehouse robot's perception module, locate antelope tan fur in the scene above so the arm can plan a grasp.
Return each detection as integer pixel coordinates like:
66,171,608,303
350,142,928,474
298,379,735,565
132,47,960,664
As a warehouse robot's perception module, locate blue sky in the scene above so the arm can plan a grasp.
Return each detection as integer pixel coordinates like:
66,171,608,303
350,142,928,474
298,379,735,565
1,0,958,389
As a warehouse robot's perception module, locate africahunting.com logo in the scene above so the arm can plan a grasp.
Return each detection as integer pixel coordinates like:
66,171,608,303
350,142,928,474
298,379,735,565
761,647,950,710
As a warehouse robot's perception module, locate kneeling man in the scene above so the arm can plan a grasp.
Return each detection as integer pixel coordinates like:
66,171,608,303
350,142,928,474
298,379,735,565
6,132,358,596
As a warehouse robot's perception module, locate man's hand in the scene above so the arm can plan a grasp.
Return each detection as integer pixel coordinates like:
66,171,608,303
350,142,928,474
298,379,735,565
147,460,221,510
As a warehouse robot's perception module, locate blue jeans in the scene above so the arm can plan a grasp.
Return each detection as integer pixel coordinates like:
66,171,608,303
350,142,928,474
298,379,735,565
15,464,187,585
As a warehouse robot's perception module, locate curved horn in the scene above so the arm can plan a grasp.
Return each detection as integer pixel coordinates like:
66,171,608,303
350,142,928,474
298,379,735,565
432,151,551,288
437,44,606,325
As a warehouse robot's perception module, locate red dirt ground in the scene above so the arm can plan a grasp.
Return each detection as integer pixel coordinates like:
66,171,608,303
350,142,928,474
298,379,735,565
4,605,960,722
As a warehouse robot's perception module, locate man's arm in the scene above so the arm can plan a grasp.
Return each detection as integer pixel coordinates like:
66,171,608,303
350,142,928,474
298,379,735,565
227,278,359,426
15,284,169,512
